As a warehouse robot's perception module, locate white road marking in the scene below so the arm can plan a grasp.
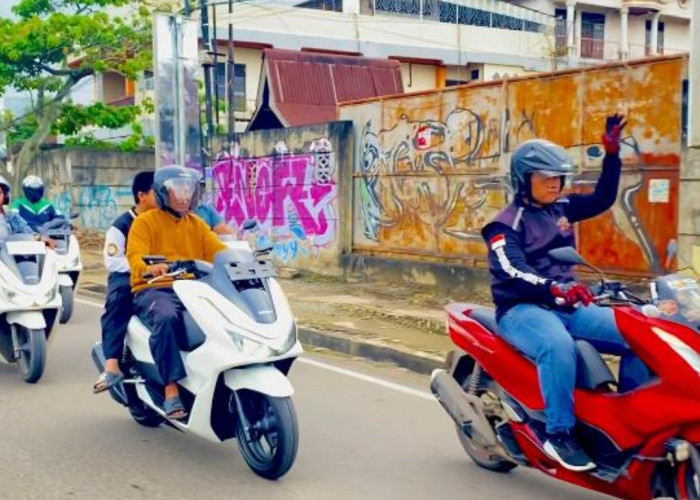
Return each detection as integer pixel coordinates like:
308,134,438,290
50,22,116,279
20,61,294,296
75,297,435,401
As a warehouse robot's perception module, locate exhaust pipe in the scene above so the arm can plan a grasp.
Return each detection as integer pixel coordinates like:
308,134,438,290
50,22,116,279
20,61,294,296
91,342,128,407
430,369,498,448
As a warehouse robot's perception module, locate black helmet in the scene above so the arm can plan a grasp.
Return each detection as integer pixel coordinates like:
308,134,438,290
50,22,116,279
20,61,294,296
22,175,44,203
153,166,202,215
510,139,575,197
0,175,10,205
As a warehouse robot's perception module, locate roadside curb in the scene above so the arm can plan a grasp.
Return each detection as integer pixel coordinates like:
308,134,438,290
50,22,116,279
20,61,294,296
77,287,445,375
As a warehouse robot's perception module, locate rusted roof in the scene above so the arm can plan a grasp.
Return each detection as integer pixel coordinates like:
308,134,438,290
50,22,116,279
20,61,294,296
248,49,403,130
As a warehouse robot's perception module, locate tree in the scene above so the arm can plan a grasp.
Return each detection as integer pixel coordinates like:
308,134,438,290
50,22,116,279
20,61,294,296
0,0,159,189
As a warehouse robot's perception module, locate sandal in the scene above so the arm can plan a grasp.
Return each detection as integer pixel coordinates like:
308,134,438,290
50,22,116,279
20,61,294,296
92,371,125,394
163,396,188,422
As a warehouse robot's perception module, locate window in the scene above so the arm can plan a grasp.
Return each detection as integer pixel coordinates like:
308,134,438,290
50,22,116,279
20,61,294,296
446,79,469,87
470,69,480,80
215,62,246,112
555,9,568,56
580,12,605,59
645,20,665,56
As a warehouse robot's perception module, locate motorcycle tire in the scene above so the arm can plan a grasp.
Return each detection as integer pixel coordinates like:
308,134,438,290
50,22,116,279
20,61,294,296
16,327,47,384
59,286,74,324
456,368,517,473
123,381,163,428
235,391,299,480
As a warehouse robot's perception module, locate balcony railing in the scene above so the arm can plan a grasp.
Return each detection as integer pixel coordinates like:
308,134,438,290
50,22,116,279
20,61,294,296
580,37,604,59
365,0,553,33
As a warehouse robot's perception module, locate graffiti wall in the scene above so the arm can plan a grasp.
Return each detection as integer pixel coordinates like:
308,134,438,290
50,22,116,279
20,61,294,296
29,148,153,231
212,121,352,273
339,56,686,275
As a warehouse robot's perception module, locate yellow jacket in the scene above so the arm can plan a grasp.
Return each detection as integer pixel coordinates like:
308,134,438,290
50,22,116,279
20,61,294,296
126,209,227,293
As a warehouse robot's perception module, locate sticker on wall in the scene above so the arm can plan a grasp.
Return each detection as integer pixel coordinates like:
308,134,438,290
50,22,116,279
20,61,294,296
648,179,670,203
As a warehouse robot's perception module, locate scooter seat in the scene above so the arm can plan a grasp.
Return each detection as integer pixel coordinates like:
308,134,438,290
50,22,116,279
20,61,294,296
467,306,616,391
469,307,500,334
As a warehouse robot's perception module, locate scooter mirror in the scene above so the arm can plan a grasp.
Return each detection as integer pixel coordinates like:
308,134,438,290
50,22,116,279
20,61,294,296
69,210,80,220
142,255,167,265
548,247,586,265
242,219,258,231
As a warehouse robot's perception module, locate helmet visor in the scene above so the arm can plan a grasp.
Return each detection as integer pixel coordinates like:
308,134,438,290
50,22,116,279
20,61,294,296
164,177,196,214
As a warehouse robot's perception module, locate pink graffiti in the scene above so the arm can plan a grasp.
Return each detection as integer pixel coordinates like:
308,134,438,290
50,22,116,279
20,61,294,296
213,154,337,245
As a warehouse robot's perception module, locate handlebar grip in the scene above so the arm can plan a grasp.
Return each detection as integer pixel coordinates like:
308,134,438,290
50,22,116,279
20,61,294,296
143,273,154,279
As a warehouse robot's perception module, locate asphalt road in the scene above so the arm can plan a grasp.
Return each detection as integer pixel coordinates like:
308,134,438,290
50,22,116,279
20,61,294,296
0,298,611,500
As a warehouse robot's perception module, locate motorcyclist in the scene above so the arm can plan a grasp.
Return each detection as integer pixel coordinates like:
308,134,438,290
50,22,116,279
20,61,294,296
126,166,227,421
0,176,54,247
481,115,650,472
92,171,157,394
193,181,236,237
11,175,60,232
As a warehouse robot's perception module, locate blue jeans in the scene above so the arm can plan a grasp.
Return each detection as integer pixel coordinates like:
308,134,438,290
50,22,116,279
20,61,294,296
497,304,650,434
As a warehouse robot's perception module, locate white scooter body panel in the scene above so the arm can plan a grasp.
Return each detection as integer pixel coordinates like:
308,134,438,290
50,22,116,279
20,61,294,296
6,310,47,329
224,365,294,397
125,316,156,364
58,273,74,287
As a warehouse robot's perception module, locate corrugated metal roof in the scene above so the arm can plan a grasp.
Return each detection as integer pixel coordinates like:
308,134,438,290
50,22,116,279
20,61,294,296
261,49,403,128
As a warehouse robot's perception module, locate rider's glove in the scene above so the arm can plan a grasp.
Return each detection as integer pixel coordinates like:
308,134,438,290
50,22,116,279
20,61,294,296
602,114,627,155
550,281,594,308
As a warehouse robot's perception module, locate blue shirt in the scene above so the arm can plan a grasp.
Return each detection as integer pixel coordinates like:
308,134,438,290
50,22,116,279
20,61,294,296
0,210,35,242
194,203,224,230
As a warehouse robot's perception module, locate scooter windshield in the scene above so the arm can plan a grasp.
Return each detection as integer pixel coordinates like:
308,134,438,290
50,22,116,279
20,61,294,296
655,274,700,332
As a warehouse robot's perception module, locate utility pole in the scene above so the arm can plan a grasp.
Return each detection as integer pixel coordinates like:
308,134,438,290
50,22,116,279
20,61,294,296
227,0,235,142
689,0,700,147
200,0,215,163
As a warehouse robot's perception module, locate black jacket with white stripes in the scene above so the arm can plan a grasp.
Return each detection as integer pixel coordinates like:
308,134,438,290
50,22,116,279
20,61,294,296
481,153,621,321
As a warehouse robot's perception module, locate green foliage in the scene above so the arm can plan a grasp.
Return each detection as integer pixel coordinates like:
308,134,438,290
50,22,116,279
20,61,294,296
0,0,165,171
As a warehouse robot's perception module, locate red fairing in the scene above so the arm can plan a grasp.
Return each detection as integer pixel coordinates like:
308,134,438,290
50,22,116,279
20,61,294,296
446,302,700,500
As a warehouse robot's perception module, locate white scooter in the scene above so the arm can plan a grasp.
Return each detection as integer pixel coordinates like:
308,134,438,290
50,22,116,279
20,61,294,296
42,213,83,324
91,228,302,479
0,234,61,383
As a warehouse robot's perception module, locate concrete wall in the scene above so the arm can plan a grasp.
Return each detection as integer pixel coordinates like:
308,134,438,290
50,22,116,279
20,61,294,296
339,56,687,276
28,148,154,231
211,121,353,274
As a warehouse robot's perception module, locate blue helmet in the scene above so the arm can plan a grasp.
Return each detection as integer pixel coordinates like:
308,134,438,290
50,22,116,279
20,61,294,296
22,175,44,203
153,166,202,215
510,139,575,197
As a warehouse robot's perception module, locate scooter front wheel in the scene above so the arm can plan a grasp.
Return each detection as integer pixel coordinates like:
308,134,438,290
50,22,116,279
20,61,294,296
59,286,74,324
16,327,46,383
235,391,299,480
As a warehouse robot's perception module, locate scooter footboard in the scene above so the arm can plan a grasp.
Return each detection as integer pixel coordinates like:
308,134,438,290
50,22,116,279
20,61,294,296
224,365,294,398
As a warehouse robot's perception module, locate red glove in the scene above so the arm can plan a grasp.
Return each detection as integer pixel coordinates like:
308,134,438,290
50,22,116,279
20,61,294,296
551,282,594,308
601,114,627,155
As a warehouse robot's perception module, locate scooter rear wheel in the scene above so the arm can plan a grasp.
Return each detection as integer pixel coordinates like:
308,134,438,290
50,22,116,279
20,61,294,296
16,327,46,384
456,369,517,473
124,382,163,428
235,391,298,480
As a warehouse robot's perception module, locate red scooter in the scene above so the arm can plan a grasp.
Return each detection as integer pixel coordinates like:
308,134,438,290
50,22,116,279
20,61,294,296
431,247,700,499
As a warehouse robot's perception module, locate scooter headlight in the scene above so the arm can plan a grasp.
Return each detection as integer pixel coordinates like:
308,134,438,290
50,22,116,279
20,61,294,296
228,329,275,359
652,327,700,375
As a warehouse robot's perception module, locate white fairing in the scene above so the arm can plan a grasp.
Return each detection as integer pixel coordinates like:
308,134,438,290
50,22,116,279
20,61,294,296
6,311,47,329
125,316,156,364
6,240,45,256
224,365,294,397
58,274,74,287
0,249,60,313
55,234,83,274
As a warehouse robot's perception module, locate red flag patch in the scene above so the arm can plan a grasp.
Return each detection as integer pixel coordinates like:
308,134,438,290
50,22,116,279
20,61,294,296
490,234,506,250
